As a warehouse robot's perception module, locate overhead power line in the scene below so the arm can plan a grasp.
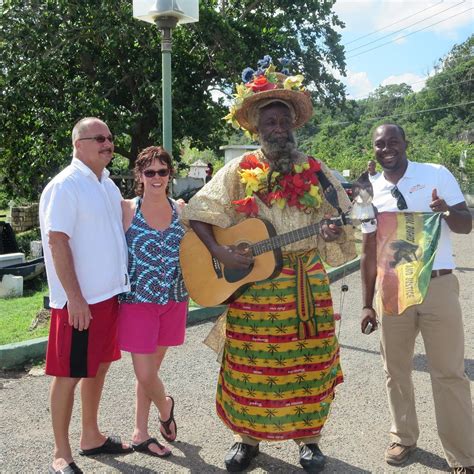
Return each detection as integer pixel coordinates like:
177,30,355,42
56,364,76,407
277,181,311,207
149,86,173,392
343,1,443,46
348,7,473,59
346,1,466,53
324,100,474,126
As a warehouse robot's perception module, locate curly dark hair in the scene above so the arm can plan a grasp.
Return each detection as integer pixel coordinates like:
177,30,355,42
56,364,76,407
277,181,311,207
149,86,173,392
134,146,174,197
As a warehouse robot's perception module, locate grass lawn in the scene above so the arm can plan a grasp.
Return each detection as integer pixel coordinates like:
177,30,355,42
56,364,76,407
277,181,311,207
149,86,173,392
0,273,203,346
0,279,49,345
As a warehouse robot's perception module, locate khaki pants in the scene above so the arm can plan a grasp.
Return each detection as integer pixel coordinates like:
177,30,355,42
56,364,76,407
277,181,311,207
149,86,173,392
234,433,320,447
378,274,474,468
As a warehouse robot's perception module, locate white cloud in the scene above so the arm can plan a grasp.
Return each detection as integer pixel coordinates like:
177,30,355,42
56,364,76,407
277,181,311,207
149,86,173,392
342,70,374,98
342,70,429,99
381,73,427,92
334,0,471,39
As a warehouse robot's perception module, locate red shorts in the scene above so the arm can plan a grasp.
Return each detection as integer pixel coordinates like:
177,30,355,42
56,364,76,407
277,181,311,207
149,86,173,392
45,296,121,378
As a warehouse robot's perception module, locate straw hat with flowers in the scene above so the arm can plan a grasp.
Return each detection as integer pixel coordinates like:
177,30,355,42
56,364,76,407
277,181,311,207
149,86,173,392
224,56,313,135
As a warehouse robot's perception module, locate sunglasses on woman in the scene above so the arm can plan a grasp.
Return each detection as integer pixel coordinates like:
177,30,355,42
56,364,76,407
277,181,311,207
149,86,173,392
143,169,170,178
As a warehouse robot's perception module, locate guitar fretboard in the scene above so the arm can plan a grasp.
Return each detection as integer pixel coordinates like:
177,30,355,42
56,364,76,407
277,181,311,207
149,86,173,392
250,216,346,256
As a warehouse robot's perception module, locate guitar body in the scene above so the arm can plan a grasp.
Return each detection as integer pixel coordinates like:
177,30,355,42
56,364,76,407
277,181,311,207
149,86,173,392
179,218,283,307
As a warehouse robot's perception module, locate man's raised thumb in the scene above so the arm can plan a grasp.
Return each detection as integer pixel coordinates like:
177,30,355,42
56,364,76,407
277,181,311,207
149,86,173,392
432,188,439,201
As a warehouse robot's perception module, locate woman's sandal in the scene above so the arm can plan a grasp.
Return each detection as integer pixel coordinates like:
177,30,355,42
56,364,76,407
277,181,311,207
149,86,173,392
131,438,171,458
159,396,177,443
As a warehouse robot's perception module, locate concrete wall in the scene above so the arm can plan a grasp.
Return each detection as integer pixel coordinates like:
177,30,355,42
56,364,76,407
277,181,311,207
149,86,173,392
172,177,204,196
9,203,39,233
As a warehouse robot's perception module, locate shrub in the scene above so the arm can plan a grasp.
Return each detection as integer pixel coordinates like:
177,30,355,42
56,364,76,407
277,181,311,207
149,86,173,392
16,227,42,257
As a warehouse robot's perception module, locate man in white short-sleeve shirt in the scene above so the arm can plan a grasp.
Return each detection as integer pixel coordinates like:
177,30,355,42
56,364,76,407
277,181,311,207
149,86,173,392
39,117,132,474
360,123,473,472
367,159,381,183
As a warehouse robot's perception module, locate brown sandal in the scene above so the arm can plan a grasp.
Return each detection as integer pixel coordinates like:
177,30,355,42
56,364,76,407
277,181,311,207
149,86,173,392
159,396,177,443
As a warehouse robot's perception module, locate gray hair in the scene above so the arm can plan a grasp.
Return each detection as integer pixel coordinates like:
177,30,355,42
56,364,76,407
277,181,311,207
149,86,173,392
71,117,105,145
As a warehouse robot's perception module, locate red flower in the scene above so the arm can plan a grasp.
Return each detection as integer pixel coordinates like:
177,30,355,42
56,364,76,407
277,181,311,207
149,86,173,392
247,75,277,92
240,154,268,170
292,173,305,189
232,197,259,216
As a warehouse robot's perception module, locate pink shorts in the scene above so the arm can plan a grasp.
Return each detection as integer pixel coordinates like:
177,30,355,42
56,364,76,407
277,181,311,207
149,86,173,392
118,301,187,354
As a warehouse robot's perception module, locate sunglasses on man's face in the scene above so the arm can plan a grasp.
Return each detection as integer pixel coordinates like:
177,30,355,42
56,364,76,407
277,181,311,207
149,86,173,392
143,169,170,178
391,185,408,210
78,134,114,143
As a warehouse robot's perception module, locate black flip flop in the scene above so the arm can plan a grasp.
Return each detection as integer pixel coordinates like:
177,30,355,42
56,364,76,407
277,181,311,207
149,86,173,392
79,435,133,456
132,437,172,458
159,396,177,443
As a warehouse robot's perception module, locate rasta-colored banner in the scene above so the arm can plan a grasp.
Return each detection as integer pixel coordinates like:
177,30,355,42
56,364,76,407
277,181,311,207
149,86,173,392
376,212,442,316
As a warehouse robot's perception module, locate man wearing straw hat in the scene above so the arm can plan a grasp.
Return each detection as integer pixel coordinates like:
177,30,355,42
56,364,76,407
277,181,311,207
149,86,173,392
182,56,356,473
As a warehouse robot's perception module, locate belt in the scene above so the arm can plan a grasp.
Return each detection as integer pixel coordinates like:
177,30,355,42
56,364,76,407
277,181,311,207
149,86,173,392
431,269,453,278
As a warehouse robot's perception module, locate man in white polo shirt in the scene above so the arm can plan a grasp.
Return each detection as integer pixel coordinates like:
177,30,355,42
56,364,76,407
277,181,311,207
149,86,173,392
40,117,132,474
367,159,381,182
360,123,473,473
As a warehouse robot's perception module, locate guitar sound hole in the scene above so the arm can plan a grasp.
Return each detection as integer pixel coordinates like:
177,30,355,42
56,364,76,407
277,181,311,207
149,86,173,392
224,263,254,283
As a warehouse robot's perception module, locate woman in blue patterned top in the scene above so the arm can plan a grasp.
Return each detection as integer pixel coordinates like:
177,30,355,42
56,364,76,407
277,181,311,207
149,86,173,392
118,146,188,458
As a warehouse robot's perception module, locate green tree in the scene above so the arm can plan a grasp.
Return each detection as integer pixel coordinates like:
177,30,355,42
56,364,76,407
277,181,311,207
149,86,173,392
0,0,346,200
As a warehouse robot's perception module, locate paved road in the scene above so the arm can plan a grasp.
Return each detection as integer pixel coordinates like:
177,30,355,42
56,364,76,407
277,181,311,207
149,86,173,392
0,232,472,473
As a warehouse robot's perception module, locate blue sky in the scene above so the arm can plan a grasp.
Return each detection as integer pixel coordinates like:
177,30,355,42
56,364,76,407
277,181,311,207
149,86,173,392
332,0,473,98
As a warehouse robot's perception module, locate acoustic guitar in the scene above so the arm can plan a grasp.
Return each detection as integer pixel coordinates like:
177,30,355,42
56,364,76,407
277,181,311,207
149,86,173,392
179,215,352,307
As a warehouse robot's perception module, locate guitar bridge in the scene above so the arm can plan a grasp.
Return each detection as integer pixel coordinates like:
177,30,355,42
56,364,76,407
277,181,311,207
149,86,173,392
212,256,223,279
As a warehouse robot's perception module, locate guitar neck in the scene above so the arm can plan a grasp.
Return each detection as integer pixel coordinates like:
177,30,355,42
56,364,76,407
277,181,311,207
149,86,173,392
250,216,348,256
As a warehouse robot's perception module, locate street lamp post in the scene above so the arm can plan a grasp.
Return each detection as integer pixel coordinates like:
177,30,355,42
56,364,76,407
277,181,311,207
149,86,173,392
133,1,199,156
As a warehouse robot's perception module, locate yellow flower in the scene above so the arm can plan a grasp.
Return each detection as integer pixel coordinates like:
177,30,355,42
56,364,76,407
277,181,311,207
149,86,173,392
275,197,287,209
234,83,253,106
309,185,322,206
223,105,240,129
283,75,304,91
239,168,266,195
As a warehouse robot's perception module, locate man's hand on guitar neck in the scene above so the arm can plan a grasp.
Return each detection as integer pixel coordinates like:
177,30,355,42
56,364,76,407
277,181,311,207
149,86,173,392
213,244,254,270
320,219,343,242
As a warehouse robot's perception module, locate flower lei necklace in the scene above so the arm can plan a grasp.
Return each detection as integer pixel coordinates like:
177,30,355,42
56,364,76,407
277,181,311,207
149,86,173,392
232,153,323,217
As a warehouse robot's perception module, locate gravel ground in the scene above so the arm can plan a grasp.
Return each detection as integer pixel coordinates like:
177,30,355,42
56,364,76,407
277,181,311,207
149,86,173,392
0,231,472,474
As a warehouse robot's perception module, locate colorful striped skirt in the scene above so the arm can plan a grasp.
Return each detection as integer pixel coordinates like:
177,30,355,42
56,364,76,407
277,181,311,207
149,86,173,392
216,250,343,441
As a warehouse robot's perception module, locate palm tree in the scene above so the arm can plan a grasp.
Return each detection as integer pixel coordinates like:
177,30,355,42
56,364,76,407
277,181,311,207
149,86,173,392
273,421,285,432
265,408,277,419
275,355,286,367
242,342,253,353
241,374,251,385
295,374,307,384
266,344,280,355
275,323,287,334
296,341,308,352
275,293,286,302
250,292,260,302
247,354,258,365
247,388,257,398
273,388,284,399
269,281,280,291
302,415,313,427
266,376,278,387
294,406,306,416
267,312,279,323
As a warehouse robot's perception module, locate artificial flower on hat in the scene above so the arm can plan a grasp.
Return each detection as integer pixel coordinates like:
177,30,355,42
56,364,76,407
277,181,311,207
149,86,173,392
224,55,313,135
